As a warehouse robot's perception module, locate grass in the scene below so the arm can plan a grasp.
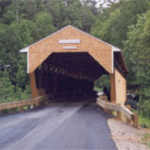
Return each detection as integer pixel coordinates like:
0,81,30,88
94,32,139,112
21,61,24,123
141,133,150,148
139,115,150,148
139,115,150,128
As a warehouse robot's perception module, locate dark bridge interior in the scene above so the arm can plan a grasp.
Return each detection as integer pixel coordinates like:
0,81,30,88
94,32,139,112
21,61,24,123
35,52,108,99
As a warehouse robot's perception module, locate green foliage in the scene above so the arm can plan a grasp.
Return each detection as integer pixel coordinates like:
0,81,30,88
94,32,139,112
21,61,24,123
33,12,56,40
91,0,149,48
0,71,15,102
92,8,122,47
124,11,150,89
95,75,110,91
45,0,83,28
124,10,150,120
0,71,31,103
139,100,150,119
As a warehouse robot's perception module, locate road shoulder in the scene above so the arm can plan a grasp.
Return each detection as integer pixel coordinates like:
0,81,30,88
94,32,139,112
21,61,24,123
108,118,150,150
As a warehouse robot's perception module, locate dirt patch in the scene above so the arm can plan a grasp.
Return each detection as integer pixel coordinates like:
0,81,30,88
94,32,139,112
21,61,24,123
108,118,150,150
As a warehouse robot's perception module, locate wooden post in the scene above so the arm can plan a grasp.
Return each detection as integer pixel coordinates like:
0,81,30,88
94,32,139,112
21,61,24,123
110,69,127,105
110,70,127,120
110,73,116,103
29,72,39,98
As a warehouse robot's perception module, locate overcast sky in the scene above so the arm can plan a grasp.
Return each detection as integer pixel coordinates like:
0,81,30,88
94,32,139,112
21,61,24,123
95,0,119,7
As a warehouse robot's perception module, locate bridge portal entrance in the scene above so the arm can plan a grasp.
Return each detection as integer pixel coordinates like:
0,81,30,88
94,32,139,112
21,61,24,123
34,52,108,100
20,25,128,105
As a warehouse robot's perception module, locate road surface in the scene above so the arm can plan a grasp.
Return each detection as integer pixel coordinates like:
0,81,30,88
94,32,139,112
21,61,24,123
0,103,117,150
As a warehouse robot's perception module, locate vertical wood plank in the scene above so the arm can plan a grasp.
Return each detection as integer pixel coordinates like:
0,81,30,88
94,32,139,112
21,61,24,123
29,72,39,98
114,69,127,105
110,73,116,103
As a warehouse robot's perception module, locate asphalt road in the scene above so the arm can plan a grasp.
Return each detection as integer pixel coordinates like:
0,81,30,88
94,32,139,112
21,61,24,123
0,103,117,150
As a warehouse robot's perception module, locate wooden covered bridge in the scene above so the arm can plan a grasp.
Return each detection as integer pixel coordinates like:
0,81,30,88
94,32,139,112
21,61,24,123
20,25,128,105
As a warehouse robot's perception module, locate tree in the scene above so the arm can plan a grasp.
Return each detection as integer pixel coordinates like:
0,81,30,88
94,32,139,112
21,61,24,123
45,0,96,30
33,12,56,41
0,71,16,102
0,19,34,91
91,0,149,48
0,0,11,18
124,10,150,117
91,8,122,47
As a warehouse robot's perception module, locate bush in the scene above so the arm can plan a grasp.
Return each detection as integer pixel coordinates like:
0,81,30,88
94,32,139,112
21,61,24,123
138,100,150,118
0,71,31,103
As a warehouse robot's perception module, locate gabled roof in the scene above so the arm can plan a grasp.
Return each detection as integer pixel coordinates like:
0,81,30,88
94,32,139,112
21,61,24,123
20,25,121,53
19,25,127,75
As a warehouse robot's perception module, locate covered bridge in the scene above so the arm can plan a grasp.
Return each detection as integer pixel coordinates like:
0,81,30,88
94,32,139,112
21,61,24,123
20,25,128,105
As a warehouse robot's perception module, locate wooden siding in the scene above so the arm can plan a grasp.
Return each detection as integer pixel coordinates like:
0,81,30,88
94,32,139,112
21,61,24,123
114,69,127,105
29,25,113,74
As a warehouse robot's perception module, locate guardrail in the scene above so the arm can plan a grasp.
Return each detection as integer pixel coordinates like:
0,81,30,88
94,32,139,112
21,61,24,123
96,98,139,128
0,96,45,112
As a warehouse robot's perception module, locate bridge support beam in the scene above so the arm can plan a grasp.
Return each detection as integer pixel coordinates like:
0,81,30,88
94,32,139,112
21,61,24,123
110,73,116,103
110,68,127,105
29,72,39,98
